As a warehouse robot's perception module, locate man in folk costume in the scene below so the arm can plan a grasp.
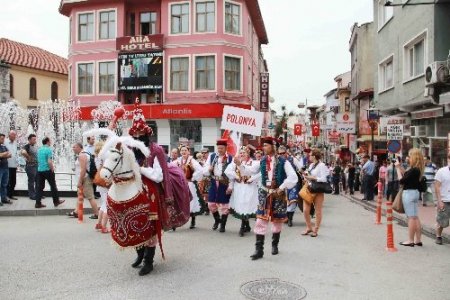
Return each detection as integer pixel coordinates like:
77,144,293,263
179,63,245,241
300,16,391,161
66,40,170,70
235,137,298,260
203,139,233,232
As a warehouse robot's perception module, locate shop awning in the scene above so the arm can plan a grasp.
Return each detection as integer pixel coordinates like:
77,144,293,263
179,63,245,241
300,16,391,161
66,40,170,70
410,107,443,120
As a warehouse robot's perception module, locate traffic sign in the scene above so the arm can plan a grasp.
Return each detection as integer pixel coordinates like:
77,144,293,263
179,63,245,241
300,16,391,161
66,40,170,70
387,140,401,154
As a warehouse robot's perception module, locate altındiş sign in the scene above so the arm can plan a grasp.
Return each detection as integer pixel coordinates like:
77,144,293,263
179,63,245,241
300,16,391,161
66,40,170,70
221,106,264,136
387,124,404,140
380,116,411,136
335,112,356,134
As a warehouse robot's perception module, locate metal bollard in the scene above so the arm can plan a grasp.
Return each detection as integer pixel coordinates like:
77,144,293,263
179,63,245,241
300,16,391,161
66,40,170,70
375,181,382,225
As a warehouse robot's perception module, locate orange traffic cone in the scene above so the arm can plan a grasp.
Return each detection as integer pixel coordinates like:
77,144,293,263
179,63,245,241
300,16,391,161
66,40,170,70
386,200,397,252
375,181,382,225
78,187,84,224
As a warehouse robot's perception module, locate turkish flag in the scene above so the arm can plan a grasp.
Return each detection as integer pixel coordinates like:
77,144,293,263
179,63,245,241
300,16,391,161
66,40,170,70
294,124,302,135
311,123,320,137
222,130,238,156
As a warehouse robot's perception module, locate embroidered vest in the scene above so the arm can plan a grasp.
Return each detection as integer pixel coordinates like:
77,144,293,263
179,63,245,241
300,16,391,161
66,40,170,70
261,156,287,188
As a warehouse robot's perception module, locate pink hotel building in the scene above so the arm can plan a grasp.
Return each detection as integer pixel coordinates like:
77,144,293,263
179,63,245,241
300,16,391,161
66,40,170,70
59,0,270,151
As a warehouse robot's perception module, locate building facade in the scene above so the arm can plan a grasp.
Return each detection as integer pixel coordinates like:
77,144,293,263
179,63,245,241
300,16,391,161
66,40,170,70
59,0,269,151
0,38,68,108
373,1,450,166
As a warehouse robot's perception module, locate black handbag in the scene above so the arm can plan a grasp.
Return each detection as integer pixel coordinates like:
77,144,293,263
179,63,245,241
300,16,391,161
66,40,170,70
309,181,333,194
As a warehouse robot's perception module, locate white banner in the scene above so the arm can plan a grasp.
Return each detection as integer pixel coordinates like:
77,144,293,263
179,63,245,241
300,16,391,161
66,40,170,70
387,124,404,140
220,106,264,136
335,112,356,134
380,116,411,136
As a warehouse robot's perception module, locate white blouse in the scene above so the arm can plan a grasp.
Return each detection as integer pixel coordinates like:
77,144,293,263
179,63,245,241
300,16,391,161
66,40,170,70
308,162,329,183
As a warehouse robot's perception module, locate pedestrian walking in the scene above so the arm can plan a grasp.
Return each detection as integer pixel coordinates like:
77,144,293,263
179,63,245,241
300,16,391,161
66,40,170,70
85,136,100,199
386,158,400,201
396,148,425,247
379,161,387,197
423,155,437,206
94,141,110,233
21,134,38,200
361,155,375,201
5,130,18,200
67,142,99,219
332,161,342,195
199,148,211,216
301,149,330,237
35,137,65,208
347,163,356,195
0,134,12,205
434,154,450,245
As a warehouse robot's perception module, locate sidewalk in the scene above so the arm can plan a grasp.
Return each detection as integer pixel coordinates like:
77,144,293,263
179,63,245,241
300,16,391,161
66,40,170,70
343,191,450,243
0,196,95,216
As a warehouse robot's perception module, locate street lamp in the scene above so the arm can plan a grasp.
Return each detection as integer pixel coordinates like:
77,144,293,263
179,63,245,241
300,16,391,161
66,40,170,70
366,107,380,160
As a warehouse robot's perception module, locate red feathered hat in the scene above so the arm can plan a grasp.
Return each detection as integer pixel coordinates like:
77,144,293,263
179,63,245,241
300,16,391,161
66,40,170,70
128,98,153,137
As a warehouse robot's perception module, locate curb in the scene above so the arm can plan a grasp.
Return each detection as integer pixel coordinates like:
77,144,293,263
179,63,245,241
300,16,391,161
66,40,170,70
0,208,94,217
343,194,450,243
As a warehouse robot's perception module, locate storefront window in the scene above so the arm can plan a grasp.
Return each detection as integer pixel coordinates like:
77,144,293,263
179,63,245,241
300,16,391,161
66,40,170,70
431,139,447,168
170,120,202,150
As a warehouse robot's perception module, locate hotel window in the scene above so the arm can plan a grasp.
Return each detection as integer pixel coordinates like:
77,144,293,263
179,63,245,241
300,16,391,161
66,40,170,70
195,56,215,90
225,56,241,91
170,57,189,91
171,3,190,34
129,13,136,36
78,13,94,41
51,82,58,101
68,66,72,96
378,1,393,29
29,78,37,100
99,10,116,40
140,12,157,35
379,56,394,92
9,74,13,98
99,62,115,94
225,2,240,35
78,63,93,95
404,33,425,80
196,1,215,32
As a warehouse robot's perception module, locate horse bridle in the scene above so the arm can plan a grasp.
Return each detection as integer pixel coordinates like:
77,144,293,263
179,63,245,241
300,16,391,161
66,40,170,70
103,149,135,183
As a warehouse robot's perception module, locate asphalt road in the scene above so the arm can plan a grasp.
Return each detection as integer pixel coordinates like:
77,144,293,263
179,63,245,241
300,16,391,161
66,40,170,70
1,195,449,300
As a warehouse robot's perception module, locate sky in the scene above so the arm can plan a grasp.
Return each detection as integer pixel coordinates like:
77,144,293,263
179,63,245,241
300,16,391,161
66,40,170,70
0,0,373,113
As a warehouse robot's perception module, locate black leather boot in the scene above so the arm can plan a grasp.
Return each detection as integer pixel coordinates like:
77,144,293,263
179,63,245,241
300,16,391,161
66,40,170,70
272,232,280,255
204,206,210,216
244,219,251,232
190,214,196,229
131,247,145,268
219,214,228,233
212,211,221,230
287,212,293,227
250,234,265,260
239,219,245,237
139,247,155,276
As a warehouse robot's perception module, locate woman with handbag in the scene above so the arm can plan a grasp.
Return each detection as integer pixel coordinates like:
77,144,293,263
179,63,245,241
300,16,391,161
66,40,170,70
301,149,330,237
396,148,425,247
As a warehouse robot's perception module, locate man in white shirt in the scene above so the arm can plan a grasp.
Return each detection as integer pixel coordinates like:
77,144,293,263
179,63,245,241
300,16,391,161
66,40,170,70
434,154,450,245
5,130,18,200
236,137,297,260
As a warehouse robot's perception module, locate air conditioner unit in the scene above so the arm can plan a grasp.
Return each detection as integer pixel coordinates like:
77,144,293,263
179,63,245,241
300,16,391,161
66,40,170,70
410,125,427,138
425,61,450,86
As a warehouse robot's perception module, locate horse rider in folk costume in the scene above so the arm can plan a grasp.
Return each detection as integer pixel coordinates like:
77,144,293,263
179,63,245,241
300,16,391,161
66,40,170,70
235,137,298,260
203,139,233,233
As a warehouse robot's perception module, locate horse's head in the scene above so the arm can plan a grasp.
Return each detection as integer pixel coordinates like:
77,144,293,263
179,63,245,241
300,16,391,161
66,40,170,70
100,142,136,182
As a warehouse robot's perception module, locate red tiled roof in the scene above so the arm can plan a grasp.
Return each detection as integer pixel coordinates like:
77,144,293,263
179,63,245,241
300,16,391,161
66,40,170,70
0,38,68,75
